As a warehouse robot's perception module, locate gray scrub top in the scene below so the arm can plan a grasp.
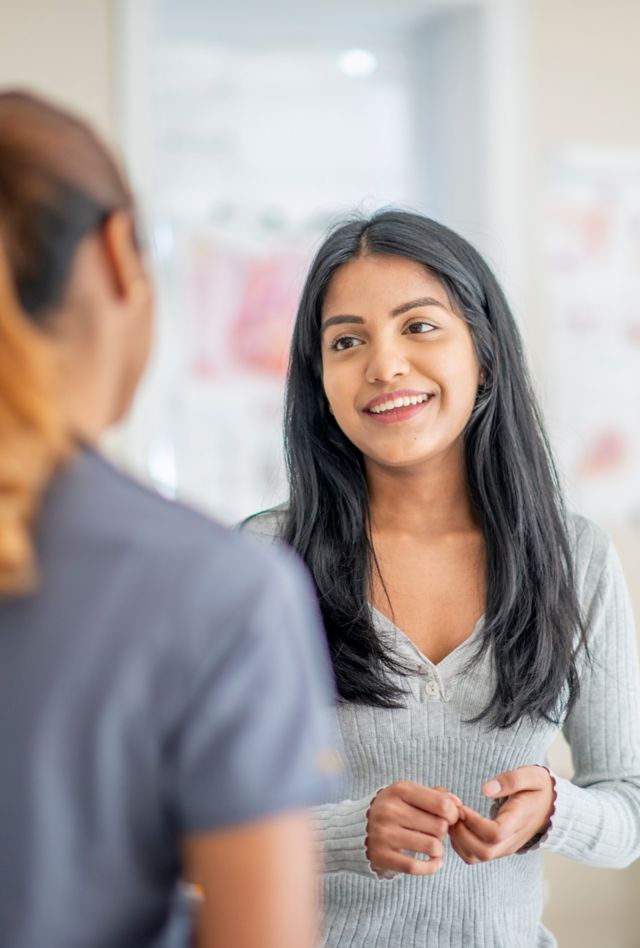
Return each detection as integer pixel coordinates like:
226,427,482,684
0,448,339,948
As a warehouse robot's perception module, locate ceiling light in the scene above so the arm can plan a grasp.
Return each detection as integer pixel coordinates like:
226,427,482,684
338,49,378,78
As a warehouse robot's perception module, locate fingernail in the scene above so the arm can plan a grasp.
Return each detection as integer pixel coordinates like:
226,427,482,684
483,780,501,797
458,808,466,821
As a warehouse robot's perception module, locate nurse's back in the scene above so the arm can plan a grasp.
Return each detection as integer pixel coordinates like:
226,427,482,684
0,91,338,948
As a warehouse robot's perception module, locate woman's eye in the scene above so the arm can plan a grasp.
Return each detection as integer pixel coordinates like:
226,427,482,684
405,320,436,335
330,335,362,351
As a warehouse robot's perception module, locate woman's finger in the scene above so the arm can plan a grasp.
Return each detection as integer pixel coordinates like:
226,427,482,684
391,829,445,859
448,818,505,862
396,801,451,840
433,785,462,806
448,825,481,865
394,782,460,824
379,852,444,877
482,765,550,800
457,805,514,845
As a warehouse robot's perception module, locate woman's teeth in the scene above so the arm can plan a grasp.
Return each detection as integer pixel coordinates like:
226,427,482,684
369,394,429,414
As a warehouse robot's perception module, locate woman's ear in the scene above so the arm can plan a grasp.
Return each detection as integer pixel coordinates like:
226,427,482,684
101,210,149,304
99,212,153,425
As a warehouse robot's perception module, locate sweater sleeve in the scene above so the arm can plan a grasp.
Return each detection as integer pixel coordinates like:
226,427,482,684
539,522,640,867
313,796,395,878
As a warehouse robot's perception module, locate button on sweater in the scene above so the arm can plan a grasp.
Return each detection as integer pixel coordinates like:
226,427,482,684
244,510,640,948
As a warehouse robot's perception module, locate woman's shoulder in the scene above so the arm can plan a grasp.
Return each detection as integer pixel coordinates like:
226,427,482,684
566,511,612,559
566,511,617,595
240,503,289,544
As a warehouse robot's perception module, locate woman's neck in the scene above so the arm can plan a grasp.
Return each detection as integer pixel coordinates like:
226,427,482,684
366,445,478,538
51,335,118,446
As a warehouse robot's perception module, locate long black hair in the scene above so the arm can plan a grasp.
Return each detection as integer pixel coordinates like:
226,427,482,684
282,209,585,728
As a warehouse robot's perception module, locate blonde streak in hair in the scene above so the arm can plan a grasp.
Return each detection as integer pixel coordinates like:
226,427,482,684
0,243,70,596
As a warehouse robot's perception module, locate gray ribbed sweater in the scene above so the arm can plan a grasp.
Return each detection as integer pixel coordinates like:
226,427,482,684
244,511,640,948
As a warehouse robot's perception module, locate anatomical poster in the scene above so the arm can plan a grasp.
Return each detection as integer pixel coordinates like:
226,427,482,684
544,149,640,524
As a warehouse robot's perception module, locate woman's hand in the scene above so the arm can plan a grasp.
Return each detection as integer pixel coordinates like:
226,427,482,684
365,781,461,876
449,765,554,865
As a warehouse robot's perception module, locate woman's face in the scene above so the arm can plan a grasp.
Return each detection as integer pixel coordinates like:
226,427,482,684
320,253,481,472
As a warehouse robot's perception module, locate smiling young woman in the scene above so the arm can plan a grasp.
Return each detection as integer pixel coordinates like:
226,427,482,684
321,254,481,473
321,254,486,667
244,210,640,948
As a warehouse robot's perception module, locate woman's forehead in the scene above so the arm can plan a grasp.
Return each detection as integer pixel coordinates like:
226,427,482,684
322,255,453,317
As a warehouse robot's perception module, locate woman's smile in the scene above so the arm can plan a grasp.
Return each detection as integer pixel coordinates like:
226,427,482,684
321,253,481,470
362,389,435,425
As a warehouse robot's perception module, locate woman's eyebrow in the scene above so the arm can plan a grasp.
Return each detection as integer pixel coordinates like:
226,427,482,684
390,296,448,317
321,314,365,333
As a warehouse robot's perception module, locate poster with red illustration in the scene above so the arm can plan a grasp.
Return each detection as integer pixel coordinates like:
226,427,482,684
171,230,314,522
545,150,640,522
185,235,307,381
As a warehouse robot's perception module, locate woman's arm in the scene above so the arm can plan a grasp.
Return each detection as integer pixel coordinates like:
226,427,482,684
184,811,318,948
540,523,640,867
448,521,640,868
168,541,340,942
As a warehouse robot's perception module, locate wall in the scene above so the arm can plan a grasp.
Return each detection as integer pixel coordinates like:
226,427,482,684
410,6,488,237
527,0,640,613
0,0,115,141
528,2,640,945
531,0,640,149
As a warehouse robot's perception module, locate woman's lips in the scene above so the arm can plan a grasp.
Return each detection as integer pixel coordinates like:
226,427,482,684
362,393,434,425
363,389,431,412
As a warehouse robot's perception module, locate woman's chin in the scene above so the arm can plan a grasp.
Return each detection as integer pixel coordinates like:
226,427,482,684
363,447,442,472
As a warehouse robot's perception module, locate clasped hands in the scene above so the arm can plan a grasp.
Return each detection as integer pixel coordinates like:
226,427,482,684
365,766,554,877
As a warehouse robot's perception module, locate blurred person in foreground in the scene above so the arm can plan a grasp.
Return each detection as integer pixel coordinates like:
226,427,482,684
0,90,340,948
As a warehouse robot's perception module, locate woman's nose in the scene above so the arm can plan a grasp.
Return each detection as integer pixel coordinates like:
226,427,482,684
364,341,410,384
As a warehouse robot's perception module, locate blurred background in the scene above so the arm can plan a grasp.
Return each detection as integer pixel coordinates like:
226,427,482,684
1,0,639,944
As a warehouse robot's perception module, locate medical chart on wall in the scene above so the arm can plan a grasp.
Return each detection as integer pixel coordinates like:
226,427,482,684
172,230,309,522
129,35,412,523
544,150,640,524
